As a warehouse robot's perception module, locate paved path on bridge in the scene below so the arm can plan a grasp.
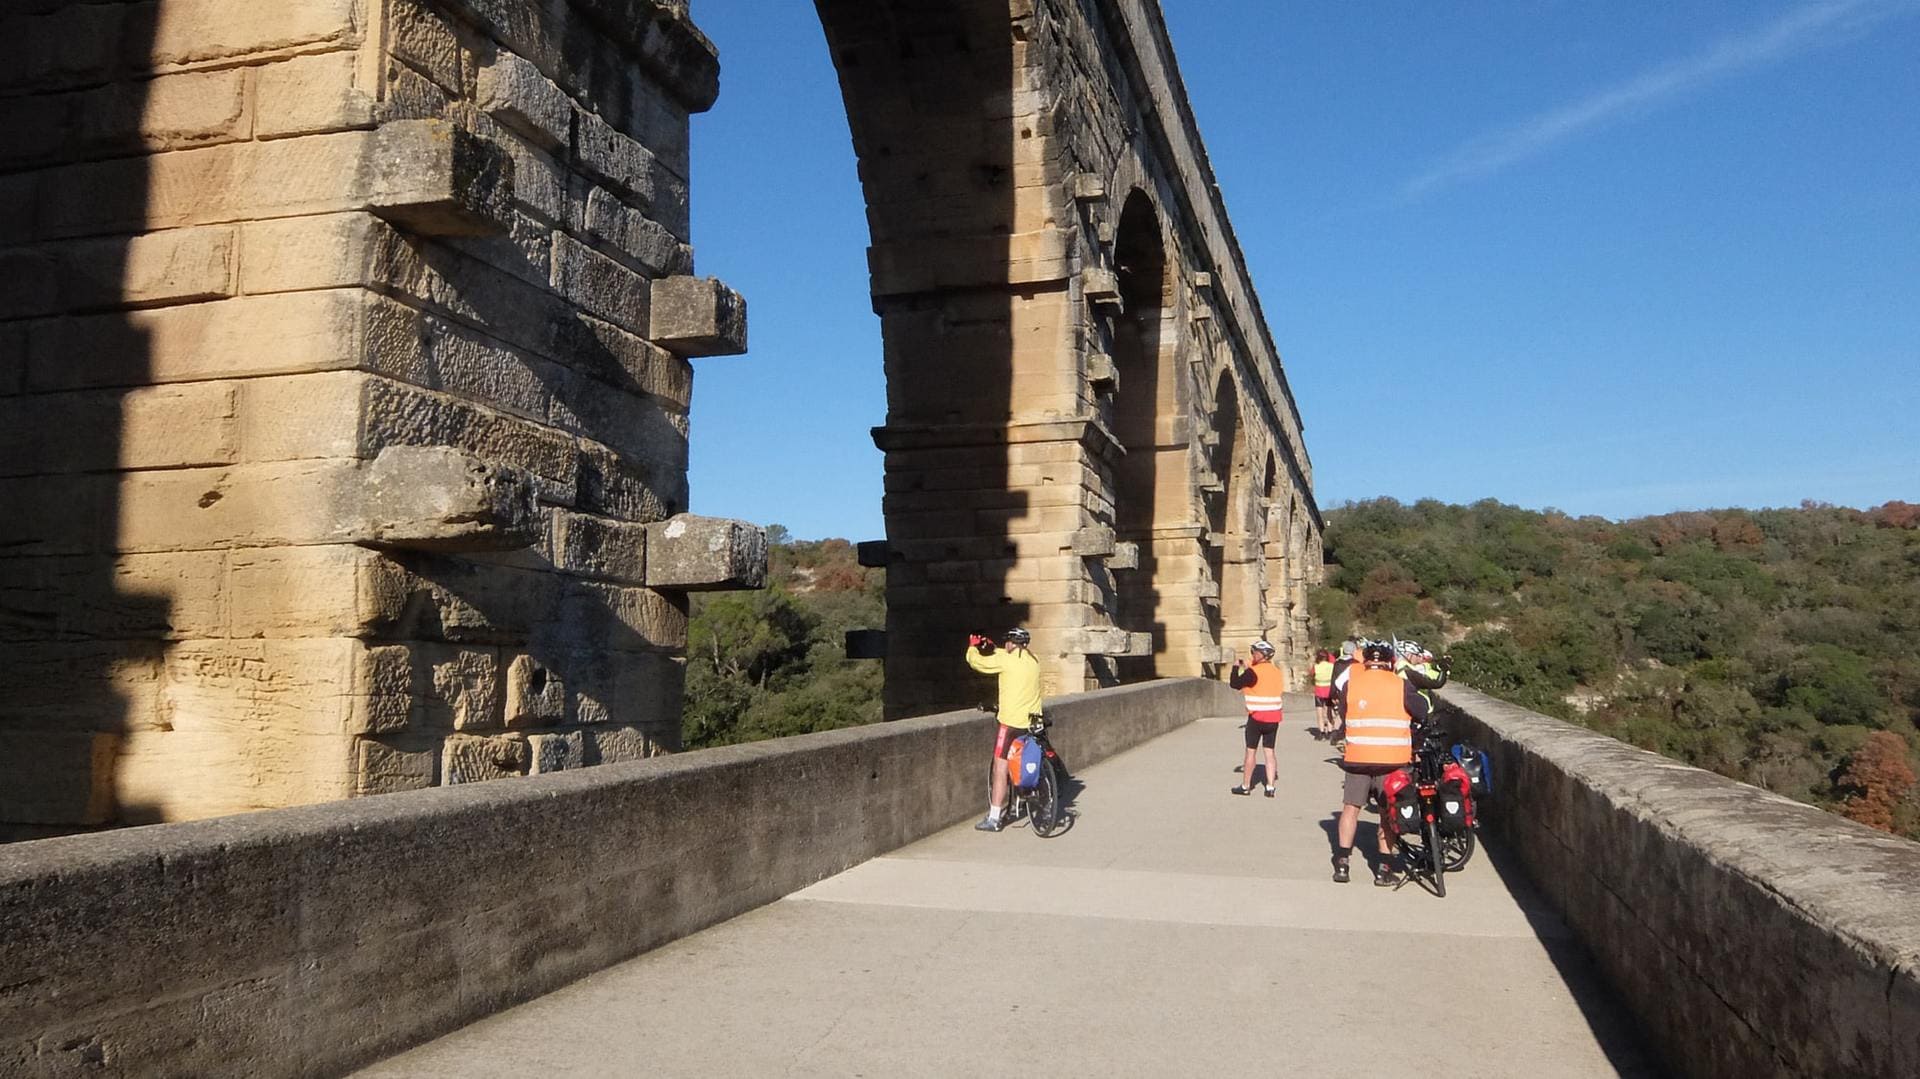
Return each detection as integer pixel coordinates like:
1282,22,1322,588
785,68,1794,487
361,694,1658,1078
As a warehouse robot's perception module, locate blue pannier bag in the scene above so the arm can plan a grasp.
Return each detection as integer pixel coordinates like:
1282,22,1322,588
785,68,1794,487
1451,743,1492,799
1011,735,1044,790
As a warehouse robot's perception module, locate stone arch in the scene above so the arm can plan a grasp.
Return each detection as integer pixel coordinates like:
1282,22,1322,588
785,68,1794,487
1212,369,1261,657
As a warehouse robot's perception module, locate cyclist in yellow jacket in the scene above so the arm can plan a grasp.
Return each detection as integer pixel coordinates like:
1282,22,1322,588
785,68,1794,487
1312,650,1337,739
965,627,1044,832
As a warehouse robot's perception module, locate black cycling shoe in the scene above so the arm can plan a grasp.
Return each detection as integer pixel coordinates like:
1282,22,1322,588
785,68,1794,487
1331,857,1350,884
1373,862,1400,887
1230,785,1253,796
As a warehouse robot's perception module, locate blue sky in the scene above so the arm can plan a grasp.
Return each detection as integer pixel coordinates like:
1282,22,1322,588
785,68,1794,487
684,1,1919,541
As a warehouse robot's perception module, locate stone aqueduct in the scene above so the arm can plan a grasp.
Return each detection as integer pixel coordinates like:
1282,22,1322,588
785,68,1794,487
0,0,1321,836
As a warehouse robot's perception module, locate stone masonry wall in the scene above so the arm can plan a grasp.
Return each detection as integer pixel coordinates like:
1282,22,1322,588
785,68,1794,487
1439,685,1920,1078
0,0,753,835
0,677,1241,1077
820,0,1323,716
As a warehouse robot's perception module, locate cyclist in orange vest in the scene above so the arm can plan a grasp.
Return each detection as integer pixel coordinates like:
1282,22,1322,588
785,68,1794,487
1227,639,1285,797
1330,640,1430,885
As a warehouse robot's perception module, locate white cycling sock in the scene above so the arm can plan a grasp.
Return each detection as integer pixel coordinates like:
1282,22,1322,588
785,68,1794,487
987,805,1003,822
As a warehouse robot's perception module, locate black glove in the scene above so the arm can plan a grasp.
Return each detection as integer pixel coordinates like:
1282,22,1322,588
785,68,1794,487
1437,654,1453,672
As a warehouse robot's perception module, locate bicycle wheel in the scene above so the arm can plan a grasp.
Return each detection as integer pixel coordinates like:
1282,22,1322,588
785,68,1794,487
1030,759,1063,837
1442,828,1476,872
1423,818,1447,897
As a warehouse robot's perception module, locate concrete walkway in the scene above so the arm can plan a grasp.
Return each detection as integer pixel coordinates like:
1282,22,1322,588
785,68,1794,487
360,694,1659,1077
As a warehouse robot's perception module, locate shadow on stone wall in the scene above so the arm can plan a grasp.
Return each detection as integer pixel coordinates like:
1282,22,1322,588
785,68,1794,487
0,1,166,840
818,0,1030,718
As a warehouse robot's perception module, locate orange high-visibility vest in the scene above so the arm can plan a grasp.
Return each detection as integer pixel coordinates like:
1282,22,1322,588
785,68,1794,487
1241,661,1285,718
1343,666,1412,766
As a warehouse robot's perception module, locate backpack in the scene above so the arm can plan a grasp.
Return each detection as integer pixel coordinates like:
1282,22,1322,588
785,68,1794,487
1451,743,1492,799
1382,768,1420,835
1006,736,1044,790
1435,762,1475,834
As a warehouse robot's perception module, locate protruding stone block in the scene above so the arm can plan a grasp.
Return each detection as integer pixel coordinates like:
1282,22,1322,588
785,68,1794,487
845,629,888,659
1064,627,1153,657
1071,524,1116,557
367,119,513,236
645,514,767,591
1086,352,1117,393
1083,267,1122,308
1108,541,1140,571
1191,270,1213,290
1070,174,1107,202
649,275,746,357
856,540,891,568
360,445,539,552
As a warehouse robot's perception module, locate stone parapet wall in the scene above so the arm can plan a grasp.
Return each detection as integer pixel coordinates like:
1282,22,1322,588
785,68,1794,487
1437,685,1920,1078
0,677,1240,1078
1,0,750,833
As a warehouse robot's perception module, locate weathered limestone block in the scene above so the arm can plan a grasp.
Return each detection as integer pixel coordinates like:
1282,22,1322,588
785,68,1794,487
354,736,437,794
644,514,766,591
856,540,890,568
648,275,746,357
255,52,374,139
575,107,658,207
29,289,366,393
477,50,571,151
1108,541,1141,571
1063,627,1154,657
586,724,660,764
0,381,238,476
368,120,514,237
529,730,585,773
0,225,237,320
551,510,647,584
1086,351,1117,392
419,646,505,731
117,459,368,554
359,375,581,498
442,732,529,784
0,550,227,642
359,445,540,552
504,653,567,728
1070,524,1117,556
583,186,692,277
1082,267,1121,308
148,0,361,69
552,233,650,337
386,0,464,94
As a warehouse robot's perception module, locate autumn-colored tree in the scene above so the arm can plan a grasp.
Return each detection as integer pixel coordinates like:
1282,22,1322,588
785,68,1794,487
1869,501,1920,530
1835,731,1918,833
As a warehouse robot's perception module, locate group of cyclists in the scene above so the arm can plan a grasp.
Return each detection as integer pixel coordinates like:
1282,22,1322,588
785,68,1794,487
963,628,1451,886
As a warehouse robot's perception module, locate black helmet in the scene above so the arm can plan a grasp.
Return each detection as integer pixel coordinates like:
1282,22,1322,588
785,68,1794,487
1362,642,1396,664
1005,627,1032,645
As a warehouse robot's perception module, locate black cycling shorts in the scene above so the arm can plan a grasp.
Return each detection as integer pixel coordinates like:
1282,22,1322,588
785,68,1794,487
1244,719,1279,749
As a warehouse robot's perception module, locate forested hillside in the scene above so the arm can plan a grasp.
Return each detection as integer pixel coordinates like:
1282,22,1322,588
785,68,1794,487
681,529,886,748
1313,499,1920,838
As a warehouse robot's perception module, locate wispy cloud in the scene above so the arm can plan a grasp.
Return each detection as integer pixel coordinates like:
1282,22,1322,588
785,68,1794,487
1402,0,1912,199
